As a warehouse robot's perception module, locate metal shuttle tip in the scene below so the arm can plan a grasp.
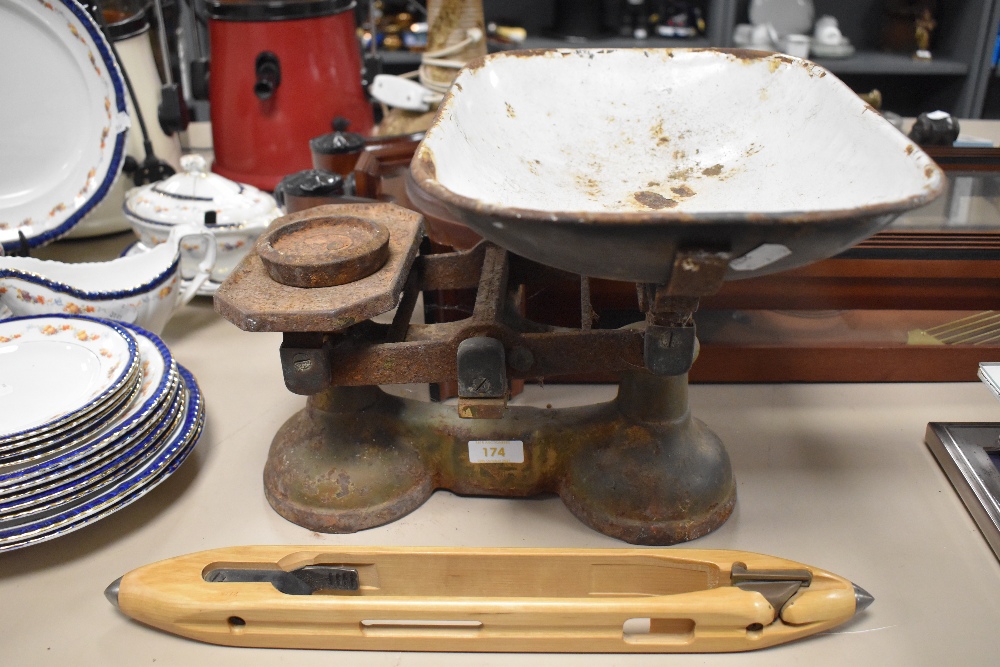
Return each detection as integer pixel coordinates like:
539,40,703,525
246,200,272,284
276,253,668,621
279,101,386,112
853,583,874,614
104,576,122,609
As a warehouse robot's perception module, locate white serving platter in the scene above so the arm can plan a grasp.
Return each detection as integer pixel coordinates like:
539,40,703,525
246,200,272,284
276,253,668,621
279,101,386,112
0,0,129,251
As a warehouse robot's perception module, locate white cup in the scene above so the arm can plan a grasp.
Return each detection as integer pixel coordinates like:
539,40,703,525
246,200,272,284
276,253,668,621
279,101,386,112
782,34,811,58
750,23,775,49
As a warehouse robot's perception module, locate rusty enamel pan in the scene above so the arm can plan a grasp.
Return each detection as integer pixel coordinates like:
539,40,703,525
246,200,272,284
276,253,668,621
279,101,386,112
409,48,945,284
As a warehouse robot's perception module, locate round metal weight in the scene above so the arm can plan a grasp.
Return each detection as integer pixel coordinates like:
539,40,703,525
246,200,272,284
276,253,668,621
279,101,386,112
257,213,390,287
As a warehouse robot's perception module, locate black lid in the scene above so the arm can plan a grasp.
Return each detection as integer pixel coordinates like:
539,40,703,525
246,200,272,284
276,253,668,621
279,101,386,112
309,118,366,154
274,169,345,205
205,0,355,22
101,2,150,41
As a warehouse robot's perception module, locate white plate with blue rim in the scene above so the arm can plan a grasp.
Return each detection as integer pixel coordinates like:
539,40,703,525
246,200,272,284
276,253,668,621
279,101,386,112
0,315,140,445
0,322,179,492
0,0,130,252
0,364,204,552
0,387,183,521
0,353,149,464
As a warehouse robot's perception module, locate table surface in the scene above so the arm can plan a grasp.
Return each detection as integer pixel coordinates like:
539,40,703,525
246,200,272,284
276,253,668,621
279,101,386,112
6,226,1000,666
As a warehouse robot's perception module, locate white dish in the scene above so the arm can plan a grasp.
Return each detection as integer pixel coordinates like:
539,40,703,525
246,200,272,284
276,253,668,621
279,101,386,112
0,322,176,490
0,315,138,442
810,41,855,59
65,28,183,239
124,155,279,229
749,0,814,37
0,364,204,552
121,240,221,296
0,376,179,505
0,0,129,251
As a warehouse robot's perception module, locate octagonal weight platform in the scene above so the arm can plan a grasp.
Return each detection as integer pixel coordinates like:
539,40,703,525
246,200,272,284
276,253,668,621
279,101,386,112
409,48,945,285
214,203,423,332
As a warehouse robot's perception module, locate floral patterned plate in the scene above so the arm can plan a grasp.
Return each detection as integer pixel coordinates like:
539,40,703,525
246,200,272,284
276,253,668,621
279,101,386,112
0,315,139,443
0,322,176,489
0,0,129,252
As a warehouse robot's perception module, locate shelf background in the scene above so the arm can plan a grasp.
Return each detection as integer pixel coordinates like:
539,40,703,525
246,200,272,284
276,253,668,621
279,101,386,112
468,0,1000,118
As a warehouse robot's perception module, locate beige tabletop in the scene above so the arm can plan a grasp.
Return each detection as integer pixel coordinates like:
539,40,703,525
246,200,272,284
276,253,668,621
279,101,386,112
4,230,1000,666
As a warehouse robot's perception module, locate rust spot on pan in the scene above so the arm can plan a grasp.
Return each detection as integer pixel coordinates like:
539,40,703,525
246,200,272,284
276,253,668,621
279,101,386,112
702,164,724,177
709,48,773,61
415,149,436,180
650,119,670,146
924,165,935,179
671,184,696,198
634,191,678,209
905,144,915,155
505,102,516,118
463,49,557,72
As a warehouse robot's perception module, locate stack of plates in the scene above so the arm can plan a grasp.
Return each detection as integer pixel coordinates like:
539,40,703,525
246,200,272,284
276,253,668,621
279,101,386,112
0,314,204,552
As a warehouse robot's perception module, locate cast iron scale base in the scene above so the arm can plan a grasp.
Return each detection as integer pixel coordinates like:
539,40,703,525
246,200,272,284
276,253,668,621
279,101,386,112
216,203,737,545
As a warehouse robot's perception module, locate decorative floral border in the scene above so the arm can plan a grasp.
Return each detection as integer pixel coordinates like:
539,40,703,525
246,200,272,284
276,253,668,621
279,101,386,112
123,198,275,230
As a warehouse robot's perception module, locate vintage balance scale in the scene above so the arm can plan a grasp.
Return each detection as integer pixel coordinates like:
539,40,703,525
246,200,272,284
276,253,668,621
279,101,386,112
215,49,943,545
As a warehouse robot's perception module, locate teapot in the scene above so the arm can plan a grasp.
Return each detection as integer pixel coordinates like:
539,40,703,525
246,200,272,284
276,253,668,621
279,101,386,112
0,223,216,334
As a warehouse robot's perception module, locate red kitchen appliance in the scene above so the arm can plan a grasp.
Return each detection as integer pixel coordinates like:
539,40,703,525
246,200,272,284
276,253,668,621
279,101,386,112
204,0,373,190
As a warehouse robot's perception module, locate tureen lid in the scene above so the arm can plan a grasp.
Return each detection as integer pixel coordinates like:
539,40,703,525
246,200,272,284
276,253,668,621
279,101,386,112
123,154,279,228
